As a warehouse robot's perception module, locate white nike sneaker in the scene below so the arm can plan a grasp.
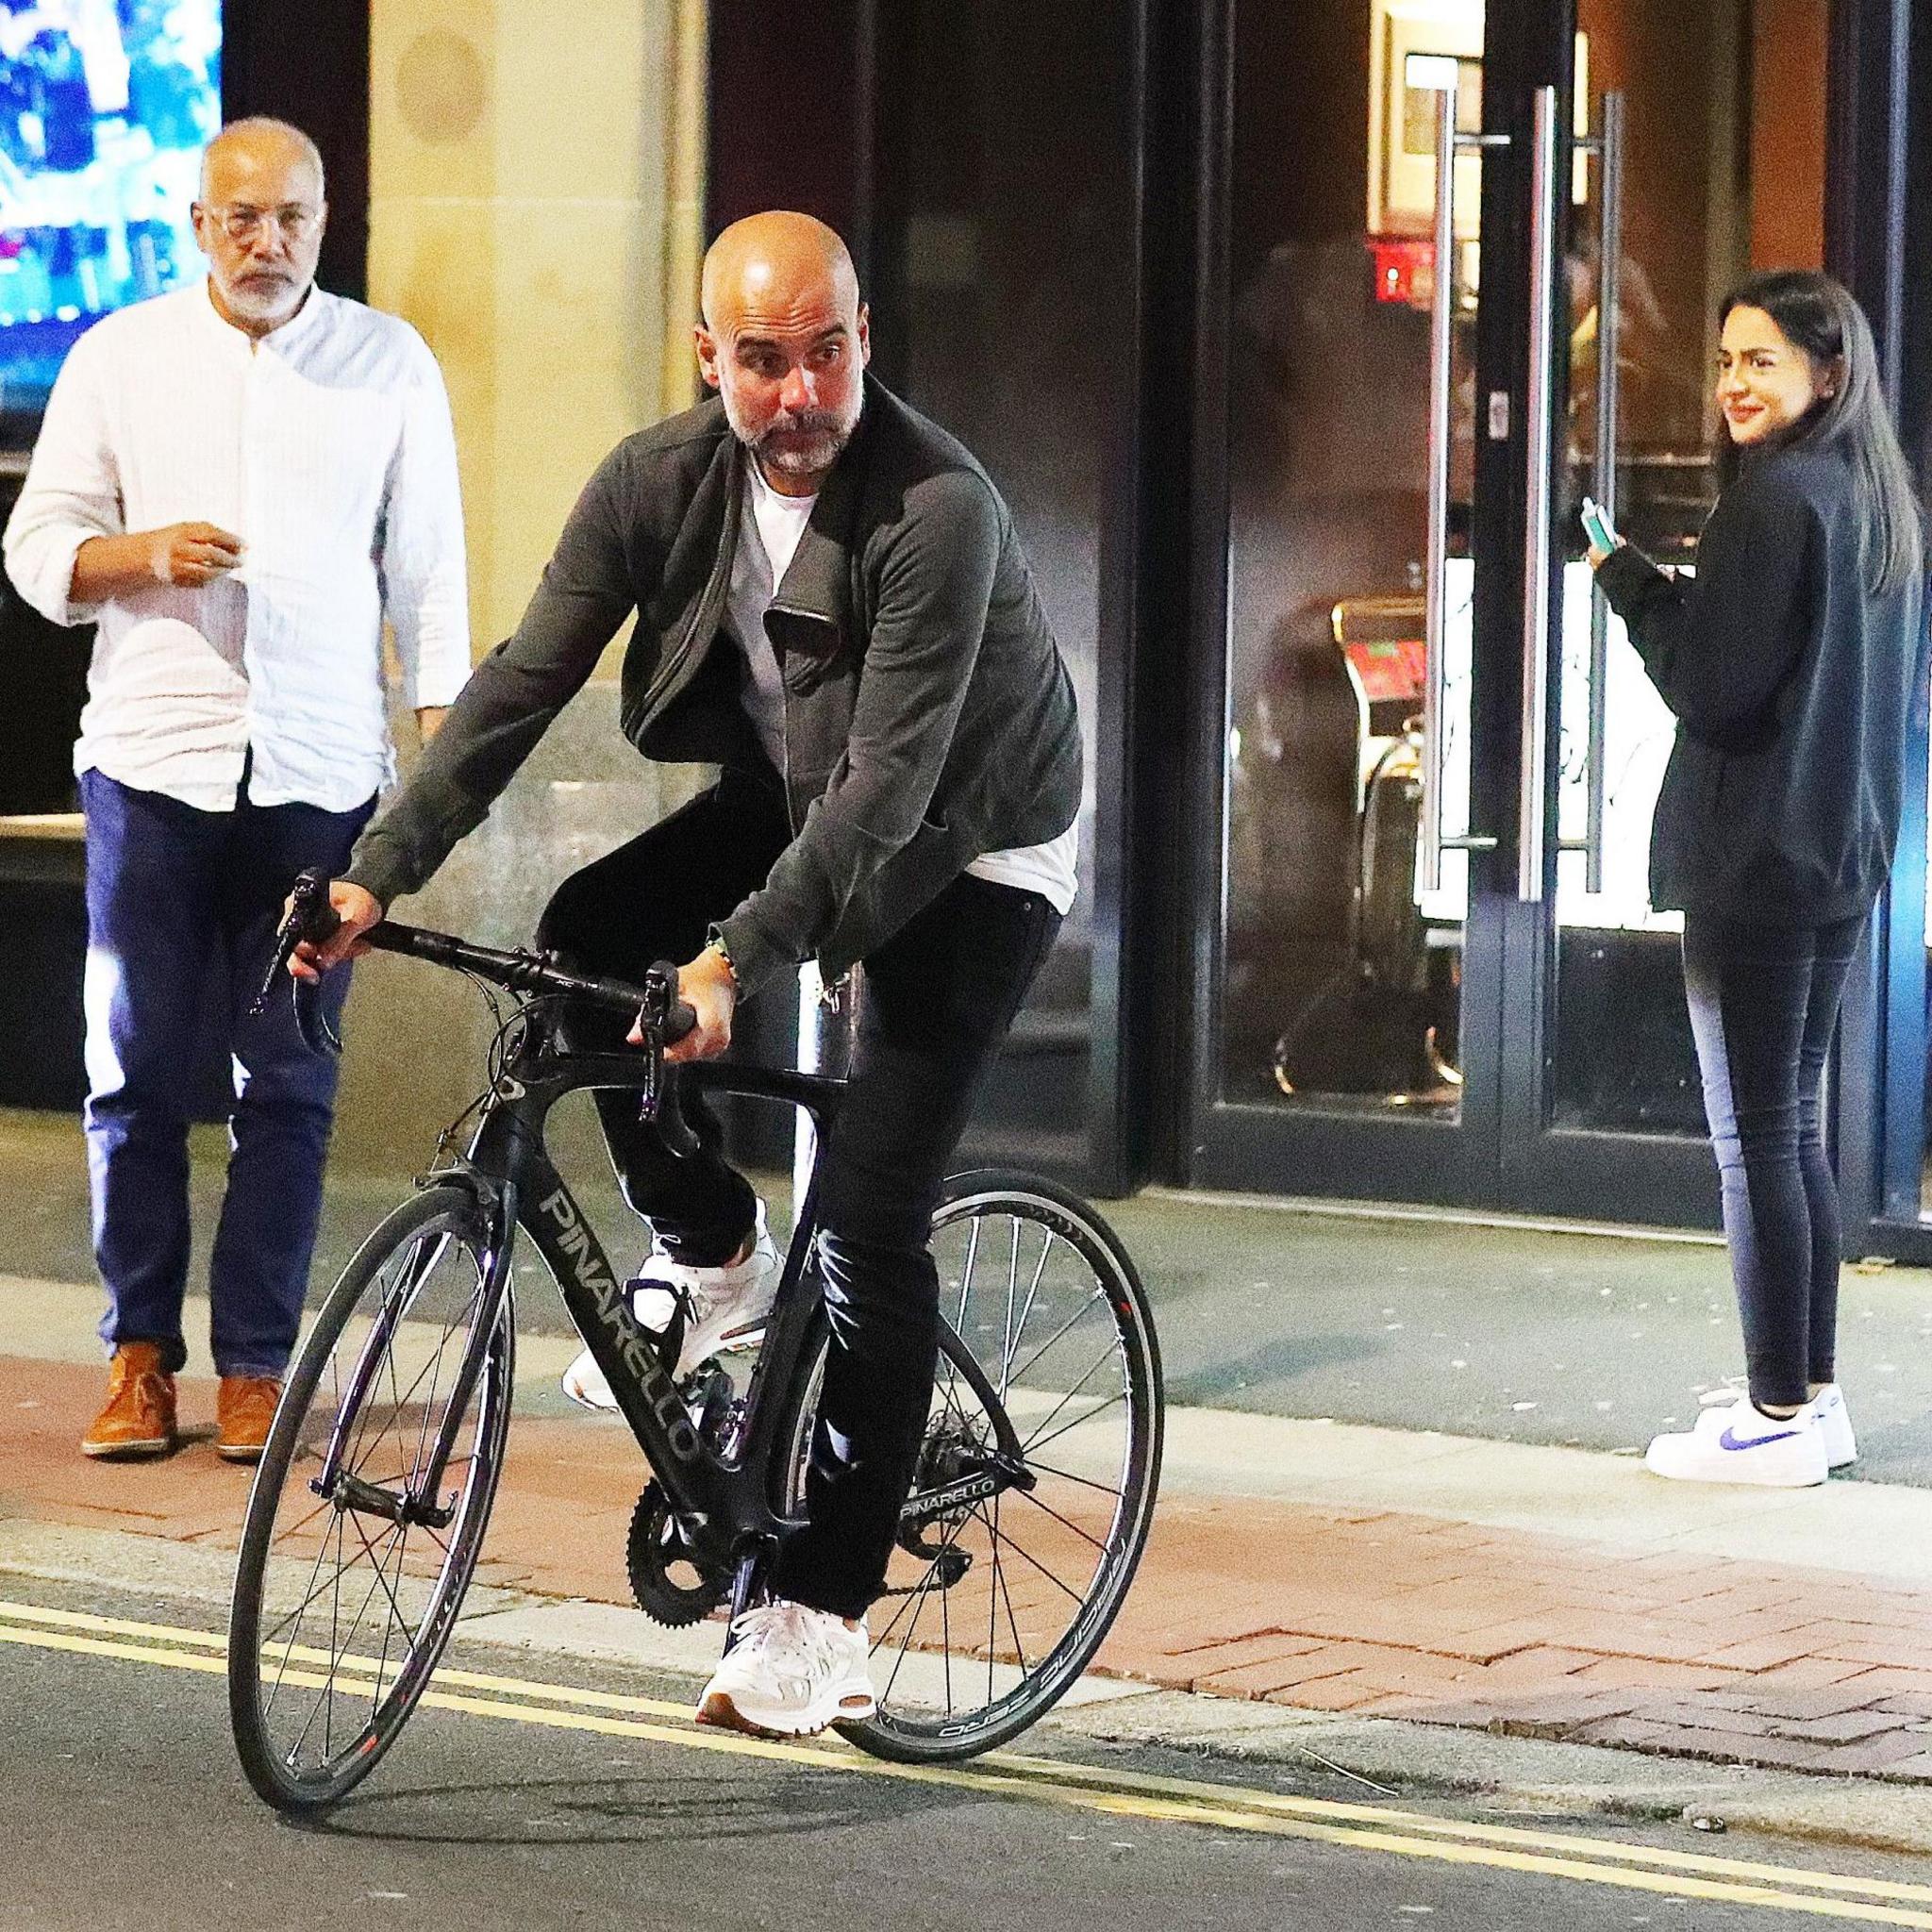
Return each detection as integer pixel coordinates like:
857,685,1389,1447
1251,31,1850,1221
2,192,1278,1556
1697,1379,1857,1470
696,1599,876,1738
1804,1383,1857,1469
1645,1398,1828,1487
559,1202,779,1412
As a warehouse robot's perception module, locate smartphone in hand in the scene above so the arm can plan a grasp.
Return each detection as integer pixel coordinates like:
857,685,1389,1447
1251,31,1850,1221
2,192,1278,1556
1579,496,1619,553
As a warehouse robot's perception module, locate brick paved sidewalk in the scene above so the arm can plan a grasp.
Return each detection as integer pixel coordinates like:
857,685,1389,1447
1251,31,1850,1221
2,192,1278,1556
10,1352,1932,1783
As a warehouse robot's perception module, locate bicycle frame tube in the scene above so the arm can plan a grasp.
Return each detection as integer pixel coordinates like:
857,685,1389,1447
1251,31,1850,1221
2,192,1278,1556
460,1041,845,1544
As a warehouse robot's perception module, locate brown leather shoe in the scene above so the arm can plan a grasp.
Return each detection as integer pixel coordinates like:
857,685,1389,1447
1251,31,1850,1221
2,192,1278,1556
80,1342,177,1459
216,1374,282,1463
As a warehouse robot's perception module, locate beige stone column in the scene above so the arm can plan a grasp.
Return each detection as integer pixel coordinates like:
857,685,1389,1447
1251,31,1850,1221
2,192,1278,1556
334,7,712,1174
368,0,707,648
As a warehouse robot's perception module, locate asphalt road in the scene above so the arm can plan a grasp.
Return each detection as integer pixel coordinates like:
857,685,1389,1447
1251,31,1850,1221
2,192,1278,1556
4,1573,1931,1931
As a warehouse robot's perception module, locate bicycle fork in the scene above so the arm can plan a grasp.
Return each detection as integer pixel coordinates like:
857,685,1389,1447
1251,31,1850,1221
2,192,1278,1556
310,1185,519,1531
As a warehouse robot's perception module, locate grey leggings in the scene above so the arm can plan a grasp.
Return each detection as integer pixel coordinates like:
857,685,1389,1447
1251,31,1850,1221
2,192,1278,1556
1680,911,1865,1409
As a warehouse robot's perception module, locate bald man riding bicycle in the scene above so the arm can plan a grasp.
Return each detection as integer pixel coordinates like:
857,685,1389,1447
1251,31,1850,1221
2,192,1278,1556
297,210,1082,1738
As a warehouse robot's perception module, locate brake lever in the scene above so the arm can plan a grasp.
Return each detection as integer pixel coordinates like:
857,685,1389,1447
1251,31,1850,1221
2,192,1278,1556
253,867,347,1058
638,960,701,1158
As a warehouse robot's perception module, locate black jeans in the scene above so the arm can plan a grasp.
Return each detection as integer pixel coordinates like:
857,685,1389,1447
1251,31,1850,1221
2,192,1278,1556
1680,911,1865,1410
535,771,1063,1618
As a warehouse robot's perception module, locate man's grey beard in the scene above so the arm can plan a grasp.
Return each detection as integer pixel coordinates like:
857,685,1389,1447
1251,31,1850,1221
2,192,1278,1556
757,425,849,478
723,392,860,480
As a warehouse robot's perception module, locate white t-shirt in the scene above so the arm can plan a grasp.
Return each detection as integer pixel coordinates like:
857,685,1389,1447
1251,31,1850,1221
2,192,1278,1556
724,463,1078,914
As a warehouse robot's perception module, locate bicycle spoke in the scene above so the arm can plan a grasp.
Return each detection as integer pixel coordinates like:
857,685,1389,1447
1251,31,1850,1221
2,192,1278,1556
972,1500,1086,1606
291,1511,349,1768
777,1186,1157,1764
990,1496,1031,1677
868,1574,923,1653
407,1295,460,1486
345,1507,416,1657
1011,1484,1109,1554
264,1497,350,1651
235,1193,509,1804
1005,1283,1107,1391
266,1483,337,1549
941,1556,954,1715
998,1218,1022,1401
878,1561,937,1709
986,1495,997,1706
1012,1383,1128,1453
954,1215,983,1331
1002,1231,1054,1399
870,1502,977,1659
1019,1457,1125,1498
1016,1337,1122,1436
264,1513,344,1720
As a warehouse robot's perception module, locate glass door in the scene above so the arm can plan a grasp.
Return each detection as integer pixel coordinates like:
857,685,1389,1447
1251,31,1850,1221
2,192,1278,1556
1196,0,1499,1205
1506,0,1831,1218
1191,0,1829,1223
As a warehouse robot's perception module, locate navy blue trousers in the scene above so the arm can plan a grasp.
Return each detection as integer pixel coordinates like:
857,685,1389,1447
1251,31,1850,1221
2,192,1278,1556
80,769,374,1378
1681,911,1865,1410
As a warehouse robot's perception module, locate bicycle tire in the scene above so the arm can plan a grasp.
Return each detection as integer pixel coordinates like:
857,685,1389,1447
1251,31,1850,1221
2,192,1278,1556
778,1170,1162,1763
228,1183,514,1812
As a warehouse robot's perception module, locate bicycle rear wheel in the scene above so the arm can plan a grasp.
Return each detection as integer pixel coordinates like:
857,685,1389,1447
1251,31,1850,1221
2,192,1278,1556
227,1183,513,1812
780,1171,1161,1762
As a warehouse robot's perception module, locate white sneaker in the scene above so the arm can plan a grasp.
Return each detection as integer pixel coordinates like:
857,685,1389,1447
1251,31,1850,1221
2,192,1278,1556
1646,1398,1828,1487
630,1200,779,1381
1805,1383,1857,1469
559,1350,621,1412
560,1202,779,1411
1698,1380,1857,1470
696,1600,876,1738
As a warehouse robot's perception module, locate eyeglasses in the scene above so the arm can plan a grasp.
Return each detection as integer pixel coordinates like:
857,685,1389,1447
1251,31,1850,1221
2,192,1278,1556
203,204,322,243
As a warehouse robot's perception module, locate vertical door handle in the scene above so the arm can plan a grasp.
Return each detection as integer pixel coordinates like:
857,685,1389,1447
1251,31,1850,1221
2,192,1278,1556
1583,91,1625,893
1518,85,1560,905
1419,84,1457,894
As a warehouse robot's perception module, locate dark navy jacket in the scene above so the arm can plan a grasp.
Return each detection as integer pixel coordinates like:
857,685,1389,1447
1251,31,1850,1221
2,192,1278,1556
1598,445,1924,926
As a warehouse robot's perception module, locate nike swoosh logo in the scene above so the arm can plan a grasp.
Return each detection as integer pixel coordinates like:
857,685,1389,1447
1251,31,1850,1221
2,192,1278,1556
1720,1424,1802,1451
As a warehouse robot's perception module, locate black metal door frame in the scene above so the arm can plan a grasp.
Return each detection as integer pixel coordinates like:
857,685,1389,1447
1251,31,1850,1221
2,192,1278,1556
1834,0,1932,1259
1163,0,1921,1227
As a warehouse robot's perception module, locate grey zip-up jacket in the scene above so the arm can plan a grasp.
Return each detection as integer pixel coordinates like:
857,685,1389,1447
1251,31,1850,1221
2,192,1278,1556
342,376,1083,996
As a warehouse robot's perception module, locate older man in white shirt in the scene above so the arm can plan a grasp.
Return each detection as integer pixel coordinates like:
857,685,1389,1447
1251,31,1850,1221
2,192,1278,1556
3,117,470,1462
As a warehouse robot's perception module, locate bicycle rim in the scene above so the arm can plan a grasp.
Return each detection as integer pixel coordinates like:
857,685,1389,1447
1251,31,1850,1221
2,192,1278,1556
790,1172,1162,1763
227,1185,513,1811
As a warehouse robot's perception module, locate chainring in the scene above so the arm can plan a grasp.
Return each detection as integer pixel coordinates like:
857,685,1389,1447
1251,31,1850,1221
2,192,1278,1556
625,1481,730,1627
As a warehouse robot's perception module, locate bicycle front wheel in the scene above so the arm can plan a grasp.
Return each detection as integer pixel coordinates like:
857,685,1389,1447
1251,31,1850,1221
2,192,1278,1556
781,1171,1162,1763
227,1183,514,1812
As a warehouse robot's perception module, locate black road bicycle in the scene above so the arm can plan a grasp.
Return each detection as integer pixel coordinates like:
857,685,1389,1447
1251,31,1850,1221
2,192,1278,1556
227,871,1163,1813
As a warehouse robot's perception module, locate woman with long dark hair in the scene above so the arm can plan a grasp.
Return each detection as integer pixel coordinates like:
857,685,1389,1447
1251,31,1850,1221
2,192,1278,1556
1591,269,1924,1487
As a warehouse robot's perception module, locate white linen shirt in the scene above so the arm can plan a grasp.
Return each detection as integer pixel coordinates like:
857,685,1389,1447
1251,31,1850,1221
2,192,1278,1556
3,280,471,813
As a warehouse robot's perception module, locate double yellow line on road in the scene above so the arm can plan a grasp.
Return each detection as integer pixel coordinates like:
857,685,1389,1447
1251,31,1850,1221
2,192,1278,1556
3,1593,1929,1925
